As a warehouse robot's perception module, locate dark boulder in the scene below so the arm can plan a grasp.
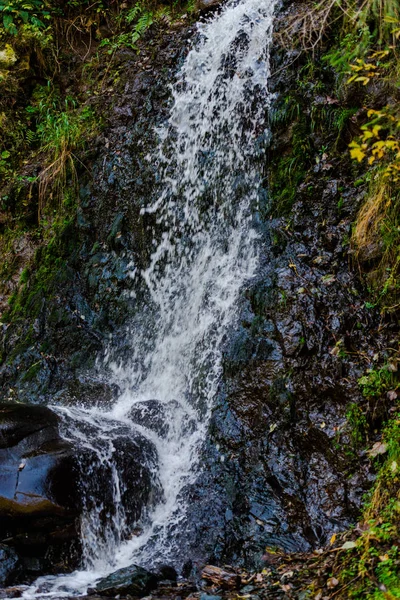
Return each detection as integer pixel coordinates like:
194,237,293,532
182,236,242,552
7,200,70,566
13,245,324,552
0,403,81,581
94,564,159,597
77,429,163,535
0,403,163,584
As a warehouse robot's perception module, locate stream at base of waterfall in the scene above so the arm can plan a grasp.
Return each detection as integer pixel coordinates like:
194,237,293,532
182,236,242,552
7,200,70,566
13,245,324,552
23,0,278,596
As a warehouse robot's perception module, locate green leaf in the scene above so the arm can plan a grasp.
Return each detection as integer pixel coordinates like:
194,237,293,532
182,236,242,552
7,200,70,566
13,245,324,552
30,15,44,27
3,13,13,27
3,13,17,34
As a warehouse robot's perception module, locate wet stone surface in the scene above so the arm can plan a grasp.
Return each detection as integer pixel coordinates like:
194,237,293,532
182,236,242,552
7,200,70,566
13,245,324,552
0,403,80,582
0,545,19,587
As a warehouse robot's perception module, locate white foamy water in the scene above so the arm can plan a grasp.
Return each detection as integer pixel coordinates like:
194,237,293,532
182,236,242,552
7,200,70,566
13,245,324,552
23,0,277,596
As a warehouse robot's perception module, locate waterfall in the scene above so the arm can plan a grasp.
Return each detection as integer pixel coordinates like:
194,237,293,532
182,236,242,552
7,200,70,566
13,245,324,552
23,0,277,596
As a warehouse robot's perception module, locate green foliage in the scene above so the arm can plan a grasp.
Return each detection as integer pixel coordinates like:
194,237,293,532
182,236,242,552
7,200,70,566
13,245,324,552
345,416,400,598
27,87,95,156
308,415,400,599
0,149,11,177
0,0,50,35
336,11,400,313
22,83,97,217
358,364,396,399
346,402,368,448
323,30,373,75
333,107,358,138
100,1,171,53
268,108,313,215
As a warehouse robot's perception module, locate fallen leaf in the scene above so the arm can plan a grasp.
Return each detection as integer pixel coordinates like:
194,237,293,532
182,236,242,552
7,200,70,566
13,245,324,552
368,441,388,457
341,541,357,550
313,256,326,264
330,533,337,545
281,570,294,579
355,522,370,533
387,390,398,401
327,577,339,588
379,554,389,562
321,274,336,284
281,584,292,592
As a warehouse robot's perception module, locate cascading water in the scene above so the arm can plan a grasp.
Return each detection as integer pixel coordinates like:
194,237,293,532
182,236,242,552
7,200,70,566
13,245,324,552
23,0,277,596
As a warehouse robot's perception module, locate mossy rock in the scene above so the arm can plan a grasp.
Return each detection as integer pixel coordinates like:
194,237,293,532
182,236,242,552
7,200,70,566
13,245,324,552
0,45,17,69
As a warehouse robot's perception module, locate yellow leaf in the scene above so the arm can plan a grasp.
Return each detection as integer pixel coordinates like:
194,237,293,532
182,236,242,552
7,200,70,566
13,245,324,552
363,63,377,71
354,76,370,85
371,50,390,59
330,533,337,545
350,146,366,162
372,141,385,149
362,131,374,140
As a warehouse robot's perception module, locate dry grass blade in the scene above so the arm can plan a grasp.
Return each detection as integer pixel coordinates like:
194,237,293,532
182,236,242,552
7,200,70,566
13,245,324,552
275,0,348,53
352,182,389,260
275,0,400,53
37,150,78,220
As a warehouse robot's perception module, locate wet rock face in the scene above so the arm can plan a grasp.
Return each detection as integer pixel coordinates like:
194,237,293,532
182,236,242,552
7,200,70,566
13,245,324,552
0,24,196,406
178,10,386,568
0,403,80,581
0,545,19,586
181,192,380,568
